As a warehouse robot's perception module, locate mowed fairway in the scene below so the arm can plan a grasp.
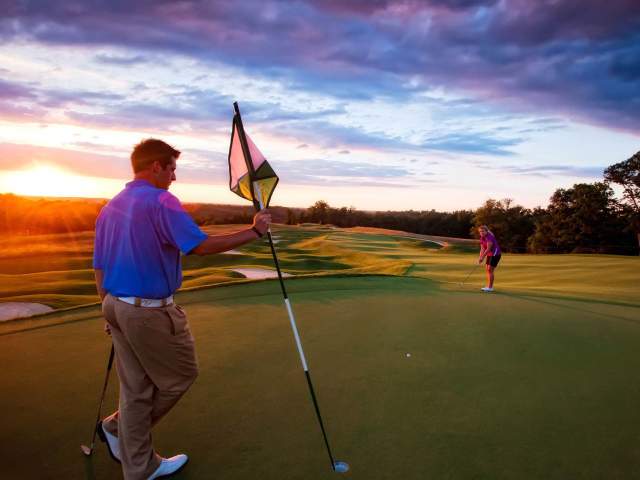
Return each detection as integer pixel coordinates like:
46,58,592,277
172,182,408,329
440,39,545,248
1,225,640,479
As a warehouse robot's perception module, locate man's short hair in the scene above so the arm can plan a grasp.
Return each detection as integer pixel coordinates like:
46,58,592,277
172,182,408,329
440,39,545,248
131,139,181,173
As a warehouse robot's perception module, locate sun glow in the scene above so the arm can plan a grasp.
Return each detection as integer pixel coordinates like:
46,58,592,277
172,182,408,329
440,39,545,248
0,164,120,198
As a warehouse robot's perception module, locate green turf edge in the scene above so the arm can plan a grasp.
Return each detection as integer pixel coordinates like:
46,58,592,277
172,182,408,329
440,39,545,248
3,270,638,337
0,273,429,337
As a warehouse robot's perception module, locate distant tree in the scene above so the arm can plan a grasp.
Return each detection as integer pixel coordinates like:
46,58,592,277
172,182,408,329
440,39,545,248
301,200,473,237
472,198,535,252
604,151,640,253
528,182,634,254
306,200,331,224
285,208,297,225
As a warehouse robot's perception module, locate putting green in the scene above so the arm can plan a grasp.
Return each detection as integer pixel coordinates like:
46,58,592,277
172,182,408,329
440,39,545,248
2,276,640,479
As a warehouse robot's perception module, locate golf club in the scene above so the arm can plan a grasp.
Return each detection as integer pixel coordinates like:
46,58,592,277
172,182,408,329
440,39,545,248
459,262,480,287
81,344,115,456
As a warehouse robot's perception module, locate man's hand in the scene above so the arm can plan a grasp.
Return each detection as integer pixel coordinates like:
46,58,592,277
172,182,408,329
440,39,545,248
192,211,274,255
104,322,112,336
478,257,484,264
253,210,272,236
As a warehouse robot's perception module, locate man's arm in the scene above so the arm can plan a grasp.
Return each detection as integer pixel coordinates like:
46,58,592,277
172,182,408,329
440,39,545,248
94,268,106,300
191,210,271,256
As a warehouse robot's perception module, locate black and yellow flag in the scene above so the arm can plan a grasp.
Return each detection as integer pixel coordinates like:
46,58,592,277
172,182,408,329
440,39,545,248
228,102,278,210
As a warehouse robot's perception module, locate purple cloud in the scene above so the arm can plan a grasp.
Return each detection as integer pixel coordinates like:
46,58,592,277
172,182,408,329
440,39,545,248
94,53,149,65
0,79,36,99
1,0,639,136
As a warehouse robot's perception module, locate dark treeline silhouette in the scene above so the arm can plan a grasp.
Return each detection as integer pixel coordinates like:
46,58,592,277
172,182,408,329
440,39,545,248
471,186,636,255
299,200,474,238
0,194,298,235
604,150,640,250
183,203,300,226
527,183,635,255
3,150,638,255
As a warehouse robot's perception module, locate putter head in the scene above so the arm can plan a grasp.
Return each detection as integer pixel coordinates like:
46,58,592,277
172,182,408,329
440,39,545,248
80,445,93,456
333,461,349,473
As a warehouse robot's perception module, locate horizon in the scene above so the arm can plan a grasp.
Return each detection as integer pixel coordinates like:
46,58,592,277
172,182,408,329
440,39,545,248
1,1,639,211
0,191,484,214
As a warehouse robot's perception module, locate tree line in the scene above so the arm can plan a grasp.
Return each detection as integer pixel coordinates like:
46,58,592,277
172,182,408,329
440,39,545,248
2,150,637,255
299,151,640,255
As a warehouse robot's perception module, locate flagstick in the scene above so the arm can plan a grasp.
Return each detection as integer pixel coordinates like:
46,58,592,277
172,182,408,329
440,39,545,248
254,183,347,473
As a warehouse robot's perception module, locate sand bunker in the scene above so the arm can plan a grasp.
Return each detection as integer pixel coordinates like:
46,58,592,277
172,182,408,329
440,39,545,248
221,249,243,255
232,268,292,279
0,302,54,322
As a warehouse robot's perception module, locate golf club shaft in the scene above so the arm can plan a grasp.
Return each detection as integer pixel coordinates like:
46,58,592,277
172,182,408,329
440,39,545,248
88,344,115,450
461,263,480,285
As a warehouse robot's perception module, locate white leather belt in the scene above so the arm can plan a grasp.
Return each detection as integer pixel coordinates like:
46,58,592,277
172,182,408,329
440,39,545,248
117,295,174,307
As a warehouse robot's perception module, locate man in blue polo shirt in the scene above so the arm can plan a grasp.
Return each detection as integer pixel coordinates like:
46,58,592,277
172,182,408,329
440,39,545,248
93,138,271,480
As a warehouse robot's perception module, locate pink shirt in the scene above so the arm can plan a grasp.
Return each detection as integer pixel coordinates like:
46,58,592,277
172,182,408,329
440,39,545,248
480,233,501,256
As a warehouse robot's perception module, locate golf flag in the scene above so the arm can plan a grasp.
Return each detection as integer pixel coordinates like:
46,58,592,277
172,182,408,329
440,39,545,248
228,102,278,210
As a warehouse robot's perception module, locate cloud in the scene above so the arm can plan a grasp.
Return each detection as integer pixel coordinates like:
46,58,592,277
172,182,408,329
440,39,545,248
0,143,130,179
0,142,231,184
0,79,36,99
422,132,523,156
0,78,128,125
1,0,639,137
94,53,149,65
502,164,606,178
0,141,425,189
472,158,606,178
273,157,427,187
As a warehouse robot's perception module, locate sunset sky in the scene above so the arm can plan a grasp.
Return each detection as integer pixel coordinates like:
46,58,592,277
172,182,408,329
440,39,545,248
1,1,639,211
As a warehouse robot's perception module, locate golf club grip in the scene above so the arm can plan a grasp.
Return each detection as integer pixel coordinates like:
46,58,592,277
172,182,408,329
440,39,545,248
107,343,115,369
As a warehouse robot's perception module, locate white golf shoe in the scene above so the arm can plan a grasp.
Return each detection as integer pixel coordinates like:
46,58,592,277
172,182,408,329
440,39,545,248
481,287,494,292
98,421,121,462
148,454,189,479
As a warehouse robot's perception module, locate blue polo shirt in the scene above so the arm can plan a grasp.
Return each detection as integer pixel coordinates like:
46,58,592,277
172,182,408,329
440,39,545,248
93,179,207,298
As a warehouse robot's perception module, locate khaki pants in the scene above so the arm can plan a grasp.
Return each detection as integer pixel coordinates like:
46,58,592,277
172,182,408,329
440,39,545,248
101,294,198,480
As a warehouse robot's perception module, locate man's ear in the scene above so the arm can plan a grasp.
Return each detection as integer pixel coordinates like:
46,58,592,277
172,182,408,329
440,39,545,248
151,160,161,173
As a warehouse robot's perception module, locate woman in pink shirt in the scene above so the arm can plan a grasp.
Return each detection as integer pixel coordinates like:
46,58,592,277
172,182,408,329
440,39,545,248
478,225,502,292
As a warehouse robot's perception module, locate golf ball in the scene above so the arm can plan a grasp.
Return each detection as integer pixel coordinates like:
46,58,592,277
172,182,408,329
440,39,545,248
406,353,411,357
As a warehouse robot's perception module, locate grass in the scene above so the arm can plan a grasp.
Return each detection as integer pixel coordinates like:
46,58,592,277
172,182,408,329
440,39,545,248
2,276,640,479
2,224,640,478
2,224,638,308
